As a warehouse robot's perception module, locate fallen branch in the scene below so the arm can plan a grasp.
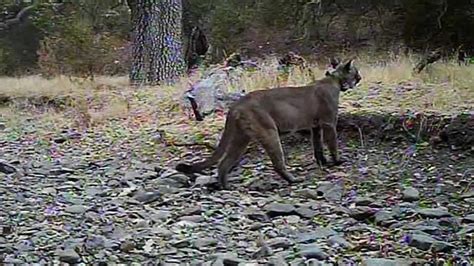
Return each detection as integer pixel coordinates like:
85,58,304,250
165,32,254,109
167,142,216,151
0,3,37,30
413,50,442,73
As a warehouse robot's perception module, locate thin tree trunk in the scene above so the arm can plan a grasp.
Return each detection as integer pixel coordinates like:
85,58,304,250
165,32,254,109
129,0,148,84
129,0,185,85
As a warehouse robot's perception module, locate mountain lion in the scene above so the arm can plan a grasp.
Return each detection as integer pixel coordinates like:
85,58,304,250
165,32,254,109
176,59,362,190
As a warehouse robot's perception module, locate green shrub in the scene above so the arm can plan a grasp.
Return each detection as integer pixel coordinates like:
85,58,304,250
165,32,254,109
37,22,128,78
0,46,14,75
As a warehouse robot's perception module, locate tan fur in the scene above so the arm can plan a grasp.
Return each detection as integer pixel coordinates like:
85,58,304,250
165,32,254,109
176,59,361,190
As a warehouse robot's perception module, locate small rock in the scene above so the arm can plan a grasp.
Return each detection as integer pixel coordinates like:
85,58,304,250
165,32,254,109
248,223,265,231
3,256,24,264
133,190,161,204
432,241,455,252
180,215,204,223
267,237,292,249
174,220,199,228
190,260,204,266
402,187,420,202
194,176,217,187
120,240,136,252
0,161,17,174
456,225,474,236
462,214,474,223
53,136,68,144
182,205,203,216
50,167,75,175
295,228,337,244
348,206,377,220
295,207,317,219
248,178,281,191
460,189,474,199
252,245,273,259
268,255,288,266
211,253,246,265
328,235,353,250
85,236,107,249
194,237,218,249
306,259,331,266
354,196,375,206
416,208,453,218
171,239,191,248
41,187,57,195
156,177,187,188
156,185,179,195
245,209,270,222
316,182,343,202
297,244,328,260
363,258,408,266
1,225,12,236
289,259,305,266
152,227,173,236
297,189,320,200
65,205,88,214
150,211,172,221
131,219,149,228
284,215,300,224
170,172,191,182
439,217,459,228
57,249,81,264
411,225,441,235
374,211,396,226
264,203,295,218
408,234,436,251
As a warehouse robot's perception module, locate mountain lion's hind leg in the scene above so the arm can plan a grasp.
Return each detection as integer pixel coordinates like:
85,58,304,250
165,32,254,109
216,135,250,190
256,129,302,184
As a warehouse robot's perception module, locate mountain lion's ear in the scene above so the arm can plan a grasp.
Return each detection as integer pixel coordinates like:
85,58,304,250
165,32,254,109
344,59,354,71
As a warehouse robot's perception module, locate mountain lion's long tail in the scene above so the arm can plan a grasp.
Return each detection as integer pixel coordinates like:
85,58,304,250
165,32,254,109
175,115,235,174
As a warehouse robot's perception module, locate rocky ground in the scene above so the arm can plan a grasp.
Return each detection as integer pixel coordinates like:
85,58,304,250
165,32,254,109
0,117,473,265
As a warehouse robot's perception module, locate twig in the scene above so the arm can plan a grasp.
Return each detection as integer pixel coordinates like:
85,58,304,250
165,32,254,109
416,116,426,142
355,124,365,147
169,142,216,150
186,95,204,121
437,0,448,29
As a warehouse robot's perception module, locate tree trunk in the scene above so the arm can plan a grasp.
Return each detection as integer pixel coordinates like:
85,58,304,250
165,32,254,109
129,0,185,85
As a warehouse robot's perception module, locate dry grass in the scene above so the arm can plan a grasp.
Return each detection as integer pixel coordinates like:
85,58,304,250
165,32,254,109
0,54,473,132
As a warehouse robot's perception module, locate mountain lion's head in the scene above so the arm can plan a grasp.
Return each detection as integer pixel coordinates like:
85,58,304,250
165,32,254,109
326,58,361,91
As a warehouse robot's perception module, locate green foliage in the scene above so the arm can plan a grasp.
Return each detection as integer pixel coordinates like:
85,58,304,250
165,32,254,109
253,0,304,27
0,0,474,77
401,0,474,49
209,1,250,52
30,1,130,34
0,1,129,76
37,22,128,77
0,46,14,75
184,0,308,53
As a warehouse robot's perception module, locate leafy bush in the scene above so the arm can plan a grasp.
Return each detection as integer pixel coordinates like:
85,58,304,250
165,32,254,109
0,46,14,75
37,22,129,78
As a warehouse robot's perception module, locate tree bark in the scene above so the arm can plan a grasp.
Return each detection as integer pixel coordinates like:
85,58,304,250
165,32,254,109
129,0,185,85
